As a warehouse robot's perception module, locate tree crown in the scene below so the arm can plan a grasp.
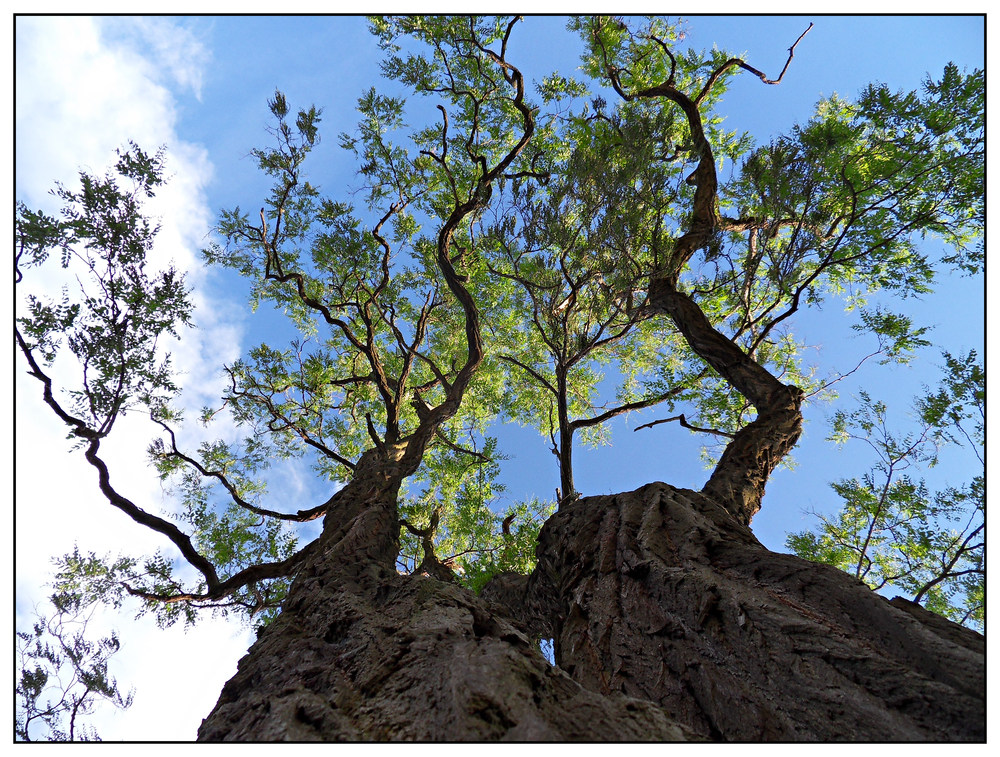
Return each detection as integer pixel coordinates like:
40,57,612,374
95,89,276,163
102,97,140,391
16,16,983,638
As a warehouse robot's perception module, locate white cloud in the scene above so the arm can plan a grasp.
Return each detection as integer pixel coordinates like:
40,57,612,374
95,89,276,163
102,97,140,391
17,18,173,199
13,16,253,741
103,17,212,101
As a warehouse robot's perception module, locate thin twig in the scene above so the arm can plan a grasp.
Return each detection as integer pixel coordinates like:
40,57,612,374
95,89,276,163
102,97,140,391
634,413,735,439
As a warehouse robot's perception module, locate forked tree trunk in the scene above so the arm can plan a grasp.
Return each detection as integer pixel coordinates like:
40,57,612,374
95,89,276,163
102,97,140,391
196,491,695,741
198,481,983,741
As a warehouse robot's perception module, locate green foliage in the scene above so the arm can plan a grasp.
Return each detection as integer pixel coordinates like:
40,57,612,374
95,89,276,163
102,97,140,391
916,349,984,454
49,547,194,628
851,308,931,364
16,593,134,741
471,17,763,488
16,143,192,438
18,17,983,650
461,498,555,595
787,354,984,630
713,64,982,398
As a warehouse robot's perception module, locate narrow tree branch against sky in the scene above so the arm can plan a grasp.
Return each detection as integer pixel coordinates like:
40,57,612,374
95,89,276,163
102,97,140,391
15,15,983,740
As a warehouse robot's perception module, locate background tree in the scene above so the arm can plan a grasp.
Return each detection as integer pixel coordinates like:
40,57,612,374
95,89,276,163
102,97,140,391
16,15,983,741
16,593,134,741
788,350,984,629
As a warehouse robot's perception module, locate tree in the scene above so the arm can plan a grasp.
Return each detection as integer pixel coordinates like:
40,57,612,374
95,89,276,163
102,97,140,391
16,593,134,741
16,16,983,741
788,351,984,630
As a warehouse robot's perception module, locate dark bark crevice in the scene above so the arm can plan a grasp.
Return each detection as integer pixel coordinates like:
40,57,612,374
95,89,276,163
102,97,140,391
480,569,559,642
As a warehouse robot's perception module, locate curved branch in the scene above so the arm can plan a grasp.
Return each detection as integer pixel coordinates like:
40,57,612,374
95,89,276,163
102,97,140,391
695,23,813,104
434,428,491,464
600,26,807,524
125,538,321,605
498,353,557,396
222,365,358,473
150,415,333,523
401,508,457,583
18,328,228,589
408,27,537,443
913,522,985,604
572,384,696,433
82,438,220,588
16,328,100,441
701,385,803,524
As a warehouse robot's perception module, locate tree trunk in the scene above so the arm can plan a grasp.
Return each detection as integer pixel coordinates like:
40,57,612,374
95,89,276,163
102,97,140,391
198,479,983,741
530,482,984,741
196,494,695,741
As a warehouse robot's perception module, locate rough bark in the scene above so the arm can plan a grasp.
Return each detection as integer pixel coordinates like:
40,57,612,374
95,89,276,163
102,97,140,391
530,482,984,741
197,496,696,742
199,479,983,742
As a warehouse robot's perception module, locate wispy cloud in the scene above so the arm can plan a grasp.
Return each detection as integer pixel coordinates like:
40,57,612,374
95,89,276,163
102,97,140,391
103,17,213,101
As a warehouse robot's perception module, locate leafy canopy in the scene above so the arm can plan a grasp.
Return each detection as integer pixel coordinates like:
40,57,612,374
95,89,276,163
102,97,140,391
16,17,983,646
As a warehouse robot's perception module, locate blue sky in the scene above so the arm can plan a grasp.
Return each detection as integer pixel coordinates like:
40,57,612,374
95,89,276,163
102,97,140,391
13,13,985,740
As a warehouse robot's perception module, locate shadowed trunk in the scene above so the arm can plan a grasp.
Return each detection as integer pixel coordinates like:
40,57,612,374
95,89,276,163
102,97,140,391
198,480,983,741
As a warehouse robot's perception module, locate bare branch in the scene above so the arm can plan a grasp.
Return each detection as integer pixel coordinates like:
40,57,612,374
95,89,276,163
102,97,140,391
571,384,694,433
697,23,813,104
633,413,735,439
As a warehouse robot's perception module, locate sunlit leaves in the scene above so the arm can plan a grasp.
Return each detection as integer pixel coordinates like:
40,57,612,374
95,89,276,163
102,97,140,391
50,548,194,628
916,349,983,454
719,63,981,351
459,498,555,595
572,16,697,95
537,73,589,104
851,308,931,364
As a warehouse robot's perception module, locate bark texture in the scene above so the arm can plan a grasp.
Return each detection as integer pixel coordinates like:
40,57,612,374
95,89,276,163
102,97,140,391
197,509,695,741
198,480,983,742
532,482,984,741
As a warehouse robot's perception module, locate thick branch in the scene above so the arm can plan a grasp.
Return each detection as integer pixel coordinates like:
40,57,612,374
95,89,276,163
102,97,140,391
601,25,808,523
701,384,804,525
649,284,786,407
82,438,220,588
125,538,321,605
